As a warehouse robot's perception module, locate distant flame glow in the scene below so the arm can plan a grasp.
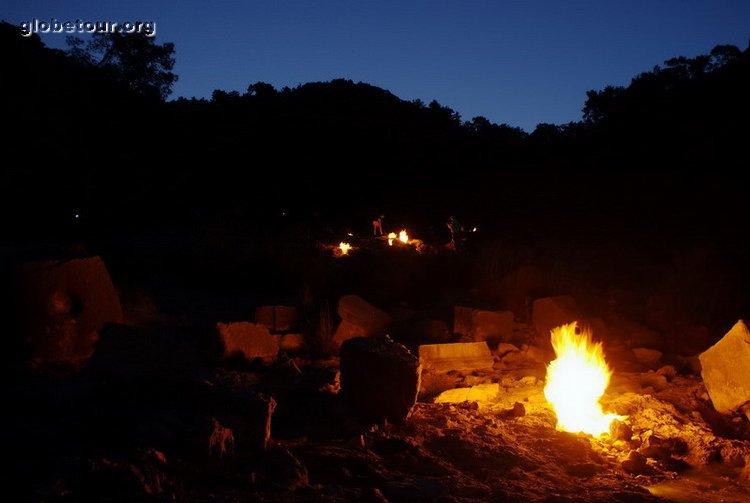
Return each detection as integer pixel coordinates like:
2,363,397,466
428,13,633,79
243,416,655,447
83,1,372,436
399,230,409,243
388,232,397,246
338,242,352,255
544,322,621,437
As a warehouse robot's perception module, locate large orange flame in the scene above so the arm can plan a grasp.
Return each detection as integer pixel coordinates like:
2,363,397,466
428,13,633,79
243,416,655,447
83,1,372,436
338,242,352,255
544,322,621,436
387,232,397,246
399,230,409,243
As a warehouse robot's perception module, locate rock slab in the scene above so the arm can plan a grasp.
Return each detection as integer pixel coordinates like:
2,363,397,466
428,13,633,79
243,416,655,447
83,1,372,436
419,342,494,372
699,320,750,414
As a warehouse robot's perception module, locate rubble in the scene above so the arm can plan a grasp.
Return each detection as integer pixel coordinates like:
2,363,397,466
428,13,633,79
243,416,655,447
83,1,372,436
216,321,279,363
340,336,421,421
418,341,494,372
13,256,123,362
332,295,392,347
699,320,750,415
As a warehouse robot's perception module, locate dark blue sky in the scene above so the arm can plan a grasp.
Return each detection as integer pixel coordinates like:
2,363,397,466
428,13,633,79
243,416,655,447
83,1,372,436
4,1,750,130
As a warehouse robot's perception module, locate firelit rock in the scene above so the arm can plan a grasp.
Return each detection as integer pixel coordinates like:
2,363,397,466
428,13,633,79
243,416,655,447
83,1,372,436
255,305,298,332
418,342,494,372
216,322,279,363
340,336,421,422
699,320,750,414
13,256,123,362
434,383,500,404
332,295,392,347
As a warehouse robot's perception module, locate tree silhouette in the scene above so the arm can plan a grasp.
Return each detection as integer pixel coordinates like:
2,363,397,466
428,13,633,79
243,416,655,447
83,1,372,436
67,32,177,100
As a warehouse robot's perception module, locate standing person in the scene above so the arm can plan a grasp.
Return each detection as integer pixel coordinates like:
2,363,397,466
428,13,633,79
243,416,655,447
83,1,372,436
372,215,384,236
447,215,461,247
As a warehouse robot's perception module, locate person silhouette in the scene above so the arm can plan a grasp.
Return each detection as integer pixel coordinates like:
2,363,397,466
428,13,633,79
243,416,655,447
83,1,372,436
372,215,384,236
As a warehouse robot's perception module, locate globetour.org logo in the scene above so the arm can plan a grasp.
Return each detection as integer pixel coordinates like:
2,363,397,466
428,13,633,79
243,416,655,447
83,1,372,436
19,18,156,38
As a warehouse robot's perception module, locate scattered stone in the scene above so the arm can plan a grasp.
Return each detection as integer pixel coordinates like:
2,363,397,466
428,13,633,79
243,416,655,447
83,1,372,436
13,256,123,362
340,336,421,422
656,365,677,381
632,348,663,366
621,451,648,475
610,419,633,442
434,383,499,404
419,342,494,372
637,372,668,391
495,342,519,358
510,402,526,417
216,322,279,363
699,320,750,415
255,305,298,332
333,295,392,347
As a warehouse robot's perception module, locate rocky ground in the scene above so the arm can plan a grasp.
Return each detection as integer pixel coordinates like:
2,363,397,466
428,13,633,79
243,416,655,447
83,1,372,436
10,317,750,503
6,240,750,502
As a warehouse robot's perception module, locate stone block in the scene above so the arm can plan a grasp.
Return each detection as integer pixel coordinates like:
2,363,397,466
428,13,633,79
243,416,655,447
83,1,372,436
418,341,494,372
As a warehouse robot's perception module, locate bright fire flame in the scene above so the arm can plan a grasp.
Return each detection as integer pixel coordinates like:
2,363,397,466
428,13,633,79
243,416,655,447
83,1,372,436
399,230,409,243
387,232,397,246
544,322,620,436
339,242,352,255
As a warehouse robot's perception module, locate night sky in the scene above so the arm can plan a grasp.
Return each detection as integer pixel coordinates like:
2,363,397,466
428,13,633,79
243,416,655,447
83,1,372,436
4,0,749,130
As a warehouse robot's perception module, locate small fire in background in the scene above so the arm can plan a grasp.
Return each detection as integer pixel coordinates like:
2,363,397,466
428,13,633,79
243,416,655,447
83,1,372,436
338,242,352,256
399,230,409,243
388,232,397,246
544,322,622,437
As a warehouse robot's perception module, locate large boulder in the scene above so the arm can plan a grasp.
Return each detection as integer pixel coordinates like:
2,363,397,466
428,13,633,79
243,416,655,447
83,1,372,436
216,322,279,363
13,256,123,362
340,336,421,422
332,295,392,347
699,320,750,415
